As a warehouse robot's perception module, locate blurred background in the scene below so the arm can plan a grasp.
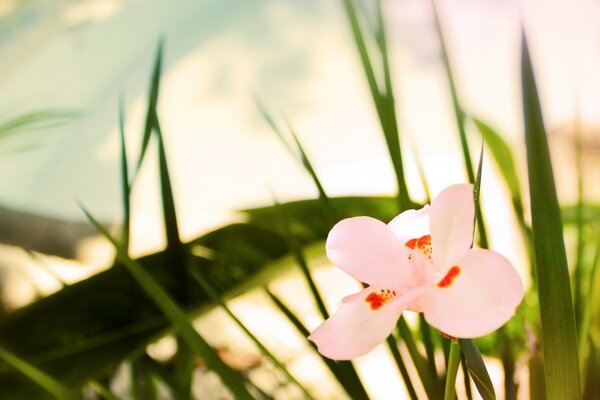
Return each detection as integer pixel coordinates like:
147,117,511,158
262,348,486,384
0,0,598,398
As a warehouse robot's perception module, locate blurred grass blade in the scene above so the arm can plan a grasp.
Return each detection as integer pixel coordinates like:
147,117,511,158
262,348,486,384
0,346,77,399
342,0,411,208
471,118,522,204
135,39,164,176
472,143,484,245
0,109,78,139
431,0,488,247
573,112,585,330
385,337,418,400
155,121,182,253
118,98,131,249
521,32,582,399
418,314,438,383
255,99,334,222
397,317,443,399
579,233,600,375
461,355,473,400
89,379,119,400
190,268,315,400
80,206,255,400
131,360,158,400
265,288,370,400
407,134,431,203
275,200,329,320
459,339,496,400
431,0,472,183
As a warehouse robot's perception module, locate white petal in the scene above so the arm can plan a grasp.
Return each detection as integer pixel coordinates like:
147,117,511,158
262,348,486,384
420,248,524,338
326,217,411,287
429,184,475,269
387,205,430,243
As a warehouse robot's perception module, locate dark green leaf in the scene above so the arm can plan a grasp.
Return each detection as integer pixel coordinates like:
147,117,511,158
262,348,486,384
459,339,496,400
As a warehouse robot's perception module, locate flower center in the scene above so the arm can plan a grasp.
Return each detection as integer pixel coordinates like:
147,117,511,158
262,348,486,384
405,234,432,262
365,289,396,310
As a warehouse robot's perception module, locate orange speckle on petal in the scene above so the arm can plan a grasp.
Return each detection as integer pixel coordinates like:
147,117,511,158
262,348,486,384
405,234,432,261
365,289,396,310
405,238,418,249
437,266,461,288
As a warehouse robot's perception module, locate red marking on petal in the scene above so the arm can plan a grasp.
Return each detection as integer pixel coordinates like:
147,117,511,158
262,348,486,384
437,266,461,288
405,238,418,249
365,289,396,310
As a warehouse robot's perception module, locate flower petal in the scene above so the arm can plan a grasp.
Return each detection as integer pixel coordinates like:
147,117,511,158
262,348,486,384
429,184,475,269
387,205,430,243
326,217,409,286
420,248,524,338
309,287,412,360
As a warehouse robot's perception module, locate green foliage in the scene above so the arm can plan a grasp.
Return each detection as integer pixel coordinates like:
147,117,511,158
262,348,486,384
521,33,582,399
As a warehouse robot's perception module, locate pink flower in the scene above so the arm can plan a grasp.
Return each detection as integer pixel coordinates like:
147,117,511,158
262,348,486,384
308,184,524,360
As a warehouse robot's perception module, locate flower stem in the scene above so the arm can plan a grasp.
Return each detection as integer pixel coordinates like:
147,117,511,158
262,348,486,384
444,340,461,400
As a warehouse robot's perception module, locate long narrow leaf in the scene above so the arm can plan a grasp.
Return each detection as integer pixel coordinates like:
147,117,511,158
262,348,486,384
79,206,255,400
265,288,370,400
431,0,488,247
521,33,581,399
342,0,411,208
190,268,315,400
135,40,164,176
118,98,131,249
459,339,496,400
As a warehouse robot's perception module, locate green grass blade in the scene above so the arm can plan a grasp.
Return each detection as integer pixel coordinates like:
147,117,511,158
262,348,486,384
342,0,410,208
521,33,582,399
79,205,255,400
89,379,120,400
431,0,488,248
275,200,329,320
418,314,439,384
118,98,131,249
0,109,78,139
255,98,334,221
265,288,370,400
573,114,585,331
190,268,315,400
155,121,182,253
579,233,600,376
385,337,418,400
431,0,472,183
0,346,78,399
135,39,163,176
459,339,496,400
397,317,443,399
471,118,522,203
461,355,473,400
131,360,158,400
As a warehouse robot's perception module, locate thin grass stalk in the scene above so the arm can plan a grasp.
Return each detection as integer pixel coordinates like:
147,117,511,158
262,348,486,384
460,355,473,400
264,288,370,400
81,207,255,399
385,337,418,400
0,346,78,399
89,379,120,400
190,269,316,400
430,0,488,247
342,0,411,209
397,317,443,399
